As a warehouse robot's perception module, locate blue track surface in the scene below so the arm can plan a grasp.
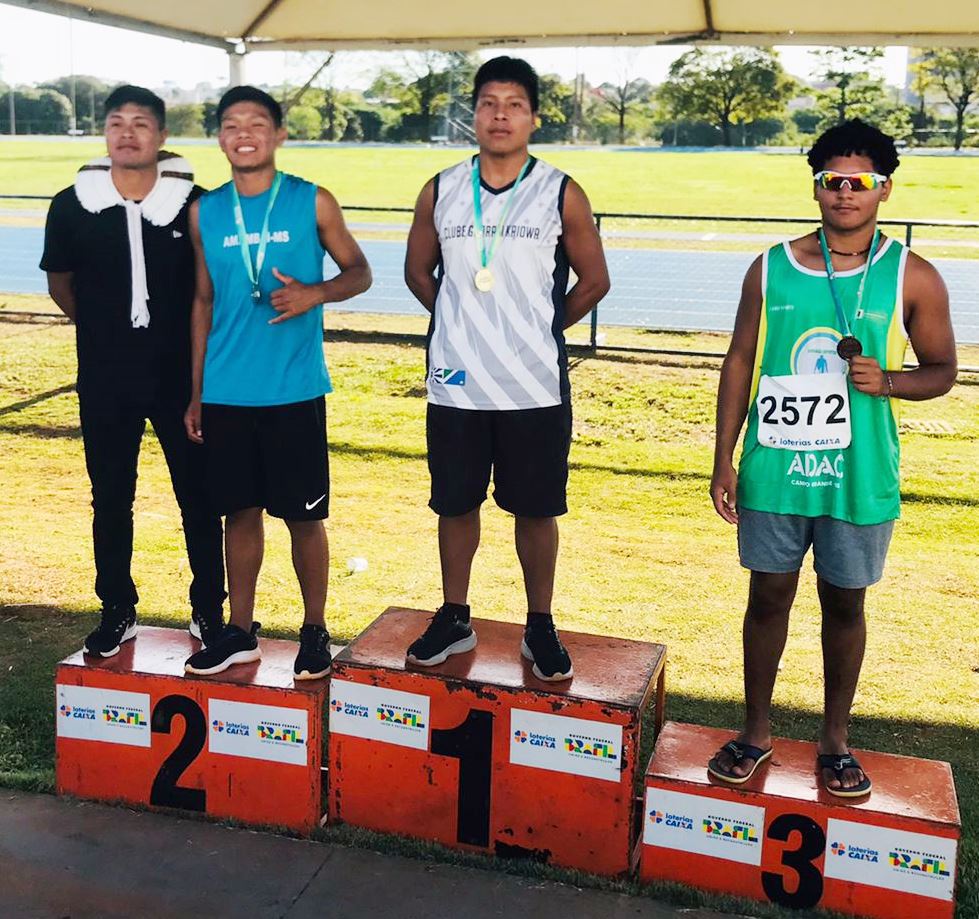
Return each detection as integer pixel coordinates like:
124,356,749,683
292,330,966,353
3,226,977,341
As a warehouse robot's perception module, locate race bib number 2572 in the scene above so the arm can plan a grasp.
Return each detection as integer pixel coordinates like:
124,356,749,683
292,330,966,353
756,373,851,451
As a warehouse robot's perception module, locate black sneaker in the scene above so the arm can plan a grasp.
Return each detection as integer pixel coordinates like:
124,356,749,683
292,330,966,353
406,604,476,666
294,624,332,680
190,609,225,647
83,604,138,657
521,617,573,682
184,622,261,676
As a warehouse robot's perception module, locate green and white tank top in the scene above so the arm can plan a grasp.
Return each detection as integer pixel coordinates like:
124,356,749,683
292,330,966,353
737,237,909,525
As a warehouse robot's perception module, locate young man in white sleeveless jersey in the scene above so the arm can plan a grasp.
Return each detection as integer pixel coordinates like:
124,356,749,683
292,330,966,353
404,57,610,681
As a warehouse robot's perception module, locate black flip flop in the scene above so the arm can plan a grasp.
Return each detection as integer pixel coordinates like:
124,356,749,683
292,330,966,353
707,740,773,785
817,752,872,798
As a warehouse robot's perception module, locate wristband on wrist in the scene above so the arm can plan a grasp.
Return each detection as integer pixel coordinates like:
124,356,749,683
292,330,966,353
884,371,894,398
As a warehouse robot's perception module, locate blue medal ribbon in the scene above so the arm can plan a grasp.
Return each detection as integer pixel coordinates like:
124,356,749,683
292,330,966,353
818,226,880,339
230,171,282,303
471,156,531,275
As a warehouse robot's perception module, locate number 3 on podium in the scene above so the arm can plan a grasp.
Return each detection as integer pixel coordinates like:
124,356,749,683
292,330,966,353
762,813,826,909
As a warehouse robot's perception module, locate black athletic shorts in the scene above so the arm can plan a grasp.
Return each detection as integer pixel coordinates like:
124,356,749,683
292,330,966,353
426,401,572,518
202,397,329,520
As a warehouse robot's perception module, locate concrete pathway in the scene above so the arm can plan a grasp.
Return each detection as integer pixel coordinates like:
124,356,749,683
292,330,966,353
0,790,741,919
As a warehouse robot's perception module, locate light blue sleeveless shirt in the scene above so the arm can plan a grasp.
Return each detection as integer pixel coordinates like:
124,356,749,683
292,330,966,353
199,173,332,406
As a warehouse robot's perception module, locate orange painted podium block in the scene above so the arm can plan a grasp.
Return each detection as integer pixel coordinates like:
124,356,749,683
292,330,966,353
56,626,327,834
328,607,666,876
639,722,960,919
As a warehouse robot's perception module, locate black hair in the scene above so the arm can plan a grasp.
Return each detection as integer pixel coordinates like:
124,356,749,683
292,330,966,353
216,85,283,128
807,118,900,177
104,85,165,129
472,56,539,112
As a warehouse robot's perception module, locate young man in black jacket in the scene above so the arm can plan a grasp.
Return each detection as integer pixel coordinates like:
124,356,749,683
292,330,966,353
41,85,226,656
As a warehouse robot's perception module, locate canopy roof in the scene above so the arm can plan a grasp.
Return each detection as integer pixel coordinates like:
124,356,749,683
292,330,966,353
6,0,979,50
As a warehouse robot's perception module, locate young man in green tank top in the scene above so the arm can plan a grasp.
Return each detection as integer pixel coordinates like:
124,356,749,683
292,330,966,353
709,120,956,796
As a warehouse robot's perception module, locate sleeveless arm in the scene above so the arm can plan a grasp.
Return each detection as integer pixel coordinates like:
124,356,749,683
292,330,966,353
561,179,610,328
711,254,763,523
268,186,372,323
892,252,956,399
404,177,440,313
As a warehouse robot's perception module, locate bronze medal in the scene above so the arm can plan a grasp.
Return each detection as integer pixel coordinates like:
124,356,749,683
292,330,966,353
837,335,863,360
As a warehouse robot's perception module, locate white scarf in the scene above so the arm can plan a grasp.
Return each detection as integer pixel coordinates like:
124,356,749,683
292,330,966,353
73,155,194,329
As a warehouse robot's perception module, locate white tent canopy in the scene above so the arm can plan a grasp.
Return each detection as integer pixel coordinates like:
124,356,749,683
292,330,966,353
5,0,979,51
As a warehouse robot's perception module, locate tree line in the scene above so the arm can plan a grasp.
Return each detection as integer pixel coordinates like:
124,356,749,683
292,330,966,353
2,48,978,149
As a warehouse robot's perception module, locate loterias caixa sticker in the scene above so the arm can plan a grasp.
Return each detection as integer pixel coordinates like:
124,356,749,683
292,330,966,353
56,684,151,748
208,699,309,767
824,818,956,902
509,708,623,783
643,787,765,867
329,679,430,751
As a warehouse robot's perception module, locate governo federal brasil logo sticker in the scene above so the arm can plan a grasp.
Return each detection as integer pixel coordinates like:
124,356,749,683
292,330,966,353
102,706,146,726
376,706,425,729
257,722,304,744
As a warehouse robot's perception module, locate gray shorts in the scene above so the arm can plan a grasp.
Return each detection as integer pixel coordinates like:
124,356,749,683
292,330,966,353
737,508,895,589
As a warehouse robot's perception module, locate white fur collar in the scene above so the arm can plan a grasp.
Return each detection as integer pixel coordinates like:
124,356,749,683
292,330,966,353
73,154,194,226
72,154,194,328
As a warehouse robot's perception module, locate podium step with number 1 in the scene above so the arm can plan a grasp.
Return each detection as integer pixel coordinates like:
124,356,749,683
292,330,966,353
329,606,667,876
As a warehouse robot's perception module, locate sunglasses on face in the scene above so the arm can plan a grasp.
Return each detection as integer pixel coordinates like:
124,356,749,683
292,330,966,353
813,171,889,192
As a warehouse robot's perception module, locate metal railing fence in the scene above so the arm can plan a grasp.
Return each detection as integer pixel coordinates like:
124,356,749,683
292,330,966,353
3,195,978,353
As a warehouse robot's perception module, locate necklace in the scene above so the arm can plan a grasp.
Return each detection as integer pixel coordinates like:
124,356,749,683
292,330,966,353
828,244,871,256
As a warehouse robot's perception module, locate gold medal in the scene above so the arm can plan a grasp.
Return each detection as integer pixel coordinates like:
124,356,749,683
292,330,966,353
474,267,494,292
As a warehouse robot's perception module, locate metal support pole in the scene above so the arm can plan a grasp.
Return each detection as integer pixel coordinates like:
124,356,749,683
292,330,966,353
905,223,913,248
228,49,248,87
7,88,14,135
590,214,602,350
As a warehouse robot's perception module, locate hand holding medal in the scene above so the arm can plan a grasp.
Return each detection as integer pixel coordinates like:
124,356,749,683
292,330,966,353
848,354,892,398
471,155,531,293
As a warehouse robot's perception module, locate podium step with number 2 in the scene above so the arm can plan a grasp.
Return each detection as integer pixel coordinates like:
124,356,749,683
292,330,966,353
56,626,328,834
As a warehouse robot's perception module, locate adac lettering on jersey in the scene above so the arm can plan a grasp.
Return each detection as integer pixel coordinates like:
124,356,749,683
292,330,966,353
787,451,844,487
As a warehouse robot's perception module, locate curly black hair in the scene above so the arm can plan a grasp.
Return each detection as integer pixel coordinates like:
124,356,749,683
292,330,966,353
807,118,900,177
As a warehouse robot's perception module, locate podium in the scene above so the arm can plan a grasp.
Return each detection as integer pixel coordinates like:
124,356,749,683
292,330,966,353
328,607,666,876
56,626,328,834
639,722,960,919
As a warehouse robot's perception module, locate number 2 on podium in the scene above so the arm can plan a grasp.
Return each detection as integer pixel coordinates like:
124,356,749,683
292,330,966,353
149,694,207,812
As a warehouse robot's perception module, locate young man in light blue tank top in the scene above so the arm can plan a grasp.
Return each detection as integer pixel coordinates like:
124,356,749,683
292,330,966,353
709,120,956,796
182,86,371,679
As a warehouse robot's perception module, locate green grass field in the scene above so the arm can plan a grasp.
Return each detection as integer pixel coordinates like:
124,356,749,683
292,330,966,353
1,292,977,916
2,138,978,220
